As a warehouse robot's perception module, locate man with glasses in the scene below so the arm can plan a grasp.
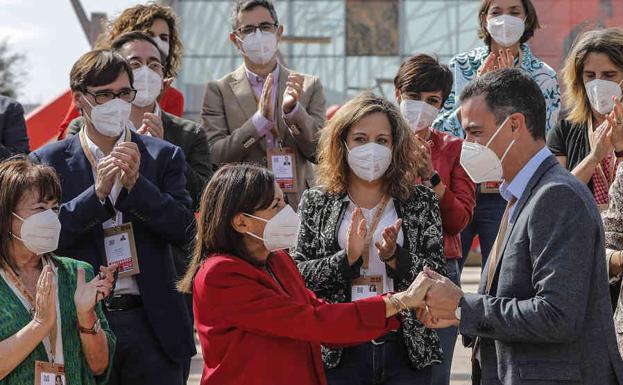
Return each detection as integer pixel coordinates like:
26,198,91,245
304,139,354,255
30,49,196,385
202,0,326,208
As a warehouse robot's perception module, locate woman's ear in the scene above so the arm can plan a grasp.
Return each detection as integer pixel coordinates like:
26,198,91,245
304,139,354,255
395,89,402,104
231,212,249,234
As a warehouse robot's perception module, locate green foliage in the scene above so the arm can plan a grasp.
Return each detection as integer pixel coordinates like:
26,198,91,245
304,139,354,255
0,39,25,98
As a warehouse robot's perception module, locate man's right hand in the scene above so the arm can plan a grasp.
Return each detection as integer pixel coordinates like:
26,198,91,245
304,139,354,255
258,73,274,122
95,156,119,201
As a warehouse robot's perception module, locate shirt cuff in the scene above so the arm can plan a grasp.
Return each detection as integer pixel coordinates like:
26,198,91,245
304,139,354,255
607,248,622,284
252,111,275,137
283,102,300,120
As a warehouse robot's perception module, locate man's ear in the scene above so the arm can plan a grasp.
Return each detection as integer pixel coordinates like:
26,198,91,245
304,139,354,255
510,112,527,135
230,32,241,50
276,24,284,42
73,91,87,115
231,212,249,234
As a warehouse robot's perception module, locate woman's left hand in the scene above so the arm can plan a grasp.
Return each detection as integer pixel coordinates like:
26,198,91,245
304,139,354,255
608,97,623,152
74,265,116,315
375,218,402,261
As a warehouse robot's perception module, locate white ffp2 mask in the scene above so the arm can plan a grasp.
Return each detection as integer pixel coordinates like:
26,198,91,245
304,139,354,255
460,117,515,183
238,30,278,65
400,99,440,132
82,96,131,137
12,210,61,255
486,15,525,48
585,79,623,115
133,65,163,107
346,142,392,182
245,205,301,251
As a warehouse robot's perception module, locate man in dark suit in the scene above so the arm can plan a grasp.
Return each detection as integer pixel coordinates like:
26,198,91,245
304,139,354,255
30,49,195,385
419,69,623,384
0,95,29,160
202,0,326,208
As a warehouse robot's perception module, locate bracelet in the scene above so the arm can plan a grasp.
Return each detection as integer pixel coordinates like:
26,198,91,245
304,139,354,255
388,294,409,313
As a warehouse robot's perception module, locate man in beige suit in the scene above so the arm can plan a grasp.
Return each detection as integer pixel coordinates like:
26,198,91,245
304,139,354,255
202,0,326,208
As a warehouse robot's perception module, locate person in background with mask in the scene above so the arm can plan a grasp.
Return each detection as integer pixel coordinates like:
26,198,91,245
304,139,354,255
202,0,326,209
394,54,476,385
434,0,560,274
179,163,437,385
548,28,623,211
292,92,446,385
57,2,185,139
417,68,623,385
0,156,116,385
30,50,196,385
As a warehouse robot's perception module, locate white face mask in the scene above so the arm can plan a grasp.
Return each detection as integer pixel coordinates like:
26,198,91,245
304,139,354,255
486,15,525,48
346,142,392,182
11,210,61,255
460,117,515,183
82,96,131,137
133,65,163,107
585,78,623,115
153,37,170,57
245,205,301,251
238,30,278,65
400,99,440,132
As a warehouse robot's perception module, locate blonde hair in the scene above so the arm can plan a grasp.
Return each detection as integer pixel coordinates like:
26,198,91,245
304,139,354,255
562,28,623,125
316,92,425,200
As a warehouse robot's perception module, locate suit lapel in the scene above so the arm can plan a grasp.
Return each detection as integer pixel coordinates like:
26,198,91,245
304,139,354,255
65,134,95,189
229,65,259,123
489,155,560,292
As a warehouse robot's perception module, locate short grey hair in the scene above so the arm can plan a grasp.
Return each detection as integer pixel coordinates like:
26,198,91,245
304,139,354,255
230,0,279,31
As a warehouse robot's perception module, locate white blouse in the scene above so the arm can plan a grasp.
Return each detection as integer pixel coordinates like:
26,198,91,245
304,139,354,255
338,197,404,295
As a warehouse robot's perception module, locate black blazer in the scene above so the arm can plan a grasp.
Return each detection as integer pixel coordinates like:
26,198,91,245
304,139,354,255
30,131,196,362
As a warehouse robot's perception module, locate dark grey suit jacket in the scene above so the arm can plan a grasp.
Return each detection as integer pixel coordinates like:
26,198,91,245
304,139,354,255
0,95,29,160
460,155,623,384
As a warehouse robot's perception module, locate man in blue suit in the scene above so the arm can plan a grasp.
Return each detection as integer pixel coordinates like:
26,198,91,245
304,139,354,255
30,49,195,385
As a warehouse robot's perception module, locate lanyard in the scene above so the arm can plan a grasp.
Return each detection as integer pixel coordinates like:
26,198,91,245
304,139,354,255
4,262,58,363
348,194,390,271
79,128,131,226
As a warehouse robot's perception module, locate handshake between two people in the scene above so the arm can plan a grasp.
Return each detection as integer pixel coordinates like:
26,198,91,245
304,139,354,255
394,266,464,329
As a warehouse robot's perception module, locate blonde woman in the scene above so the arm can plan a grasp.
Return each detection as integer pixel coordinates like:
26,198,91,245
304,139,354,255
292,92,446,385
547,28,623,211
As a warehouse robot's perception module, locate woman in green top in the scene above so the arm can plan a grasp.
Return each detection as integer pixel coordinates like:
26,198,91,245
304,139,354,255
0,156,116,384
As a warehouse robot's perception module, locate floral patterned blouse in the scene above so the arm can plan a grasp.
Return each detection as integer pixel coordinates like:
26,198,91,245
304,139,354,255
292,185,447,370
433,44,561,138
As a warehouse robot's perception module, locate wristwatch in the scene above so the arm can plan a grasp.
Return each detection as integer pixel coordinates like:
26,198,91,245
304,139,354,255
455,305,461,321
429,171,442,188
78,318,101,335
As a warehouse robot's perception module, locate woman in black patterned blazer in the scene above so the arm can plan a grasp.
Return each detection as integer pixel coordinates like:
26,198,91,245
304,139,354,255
293,92,447,385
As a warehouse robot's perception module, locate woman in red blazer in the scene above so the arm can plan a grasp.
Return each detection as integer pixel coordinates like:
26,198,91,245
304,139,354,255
178,164,435,385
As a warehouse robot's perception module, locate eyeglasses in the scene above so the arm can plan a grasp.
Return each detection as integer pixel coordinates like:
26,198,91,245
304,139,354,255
128,60,165,74
84,88,137,105
235,22,278,36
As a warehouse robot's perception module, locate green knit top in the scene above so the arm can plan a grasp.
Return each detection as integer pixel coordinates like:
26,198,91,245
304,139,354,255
0,256,115,385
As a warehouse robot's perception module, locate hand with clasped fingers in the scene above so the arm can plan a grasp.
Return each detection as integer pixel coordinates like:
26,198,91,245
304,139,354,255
415,267,464,328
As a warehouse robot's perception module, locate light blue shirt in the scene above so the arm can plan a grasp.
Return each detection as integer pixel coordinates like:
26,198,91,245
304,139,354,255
499,146,552,221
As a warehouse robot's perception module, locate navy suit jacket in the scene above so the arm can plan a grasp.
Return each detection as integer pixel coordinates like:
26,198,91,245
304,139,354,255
30,131,196,362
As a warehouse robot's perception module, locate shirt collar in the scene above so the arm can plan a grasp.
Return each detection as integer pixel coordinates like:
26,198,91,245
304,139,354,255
83,127,126,162
499,146,551,203
244,64,280,87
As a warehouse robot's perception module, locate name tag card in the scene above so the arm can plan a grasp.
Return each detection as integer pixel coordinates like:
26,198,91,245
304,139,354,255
267,147,298,193
103,223,140,277
351,275,384,301
35,361,65,385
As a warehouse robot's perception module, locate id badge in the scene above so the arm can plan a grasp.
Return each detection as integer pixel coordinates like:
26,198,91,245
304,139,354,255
267,147,298,193
351,275,384,301
35,361,65,385
103,223,140,277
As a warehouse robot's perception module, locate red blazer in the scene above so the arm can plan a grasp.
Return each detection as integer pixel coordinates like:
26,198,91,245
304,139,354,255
193,250,399,385
429,129,476,259
56,86,185,140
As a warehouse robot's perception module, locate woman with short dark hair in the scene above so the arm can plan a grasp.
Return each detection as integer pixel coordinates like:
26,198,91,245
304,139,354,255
0,156,116,385
394,54,476,385
181,163,435,385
